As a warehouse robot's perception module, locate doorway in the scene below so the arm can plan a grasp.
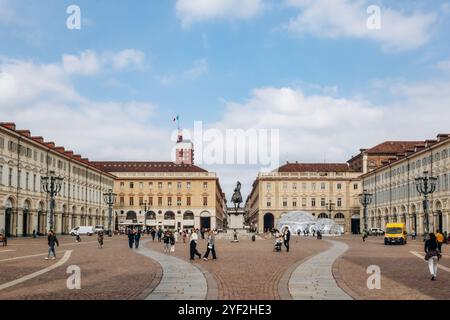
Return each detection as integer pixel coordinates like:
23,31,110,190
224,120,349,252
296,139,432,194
5,208,12,237
200,217,211,229
22,210,29,236
263,213,274,232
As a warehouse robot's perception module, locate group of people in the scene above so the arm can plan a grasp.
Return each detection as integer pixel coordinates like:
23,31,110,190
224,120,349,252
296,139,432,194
272,227,291,252
189,228,216,261
127,229,142,249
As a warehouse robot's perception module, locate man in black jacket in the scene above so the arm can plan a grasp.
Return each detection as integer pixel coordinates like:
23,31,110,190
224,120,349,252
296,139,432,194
283,227,291,252
46,231,59,260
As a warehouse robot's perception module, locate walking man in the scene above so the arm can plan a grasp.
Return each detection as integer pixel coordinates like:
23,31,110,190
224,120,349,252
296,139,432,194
189,228,202,260
425,233,441,280
283,227,291,252
135,230,141,249
436,230,444,252
203,230,217,260
97,231,104,249
45,230,59,260
127,229,135,249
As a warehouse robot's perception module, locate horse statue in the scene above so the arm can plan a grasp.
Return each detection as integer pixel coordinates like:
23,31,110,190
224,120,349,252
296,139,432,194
231,181,243,211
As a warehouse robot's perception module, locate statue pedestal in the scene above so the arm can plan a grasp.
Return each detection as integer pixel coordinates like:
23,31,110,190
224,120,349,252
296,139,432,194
229,212,244,229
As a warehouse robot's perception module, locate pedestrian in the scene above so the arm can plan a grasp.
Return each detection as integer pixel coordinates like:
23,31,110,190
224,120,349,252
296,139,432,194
127,229,135,249
163,231,171,253
182,230,187,243
444,231,448,244
151,228,156,241
189,228,202,260
283,227,291,252
436,230,444,252
424,233,441,281
362,229,368,242
317,230,322,240
32,229,36,238
203,230,217,260
135,230,141,249
233,229,238,242
412,230,417,240
312,229,316,237
45,230,59,260
170,231,176,253
97,231,104,249
0,233,6,247
157,228,162,242
75,231,81,243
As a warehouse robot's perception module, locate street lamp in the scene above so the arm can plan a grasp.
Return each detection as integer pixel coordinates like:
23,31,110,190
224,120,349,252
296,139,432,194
326,200,335,218
359,189,373,233
41,171,63,232
415,171,437,239
141,200,148,233
103,189,116,237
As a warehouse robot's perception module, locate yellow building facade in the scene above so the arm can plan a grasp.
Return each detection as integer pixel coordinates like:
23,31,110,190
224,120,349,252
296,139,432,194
246,163,362,234
92,162,226,231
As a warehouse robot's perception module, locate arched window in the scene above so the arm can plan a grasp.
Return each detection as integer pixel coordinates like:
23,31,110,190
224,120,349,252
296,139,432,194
183,211,194,220
334,213,345,219
318,213,328,219
146,211,156,220
164,211,175,220
126,211,137,220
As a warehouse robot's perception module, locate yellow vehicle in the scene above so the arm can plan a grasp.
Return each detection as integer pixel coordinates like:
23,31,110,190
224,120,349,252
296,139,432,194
384,223,407,245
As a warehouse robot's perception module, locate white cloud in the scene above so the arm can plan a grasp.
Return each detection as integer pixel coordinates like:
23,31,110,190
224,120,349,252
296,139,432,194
110,49,145,70
62,49,146,75
159,59,208,85
436,59,450,73
0,56,170,161
176,0,265,28
286,0,436,52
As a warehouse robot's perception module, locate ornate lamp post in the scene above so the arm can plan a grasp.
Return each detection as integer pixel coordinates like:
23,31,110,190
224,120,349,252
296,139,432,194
415,171,437,239
41,171,63,232
359,189,373,233
141,200,148,233
103,189,116,237
326,200,335,218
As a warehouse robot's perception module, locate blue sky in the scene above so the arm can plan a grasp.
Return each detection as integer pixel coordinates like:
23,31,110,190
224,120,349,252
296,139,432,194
1,0,450,196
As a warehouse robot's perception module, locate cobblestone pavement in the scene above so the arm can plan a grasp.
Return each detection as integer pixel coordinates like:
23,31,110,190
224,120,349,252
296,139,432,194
136,240,207,300
333,236,450,300
289,240,352,300
0,235,162,300
146,236,330,300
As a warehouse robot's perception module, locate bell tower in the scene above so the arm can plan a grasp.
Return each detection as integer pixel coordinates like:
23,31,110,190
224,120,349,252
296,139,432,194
175,128,194,165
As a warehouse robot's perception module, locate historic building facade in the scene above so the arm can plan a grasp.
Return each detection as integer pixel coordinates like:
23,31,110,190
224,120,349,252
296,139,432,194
0,123,115,237
92,162,226,231
245,163,362,234
361,134,450,235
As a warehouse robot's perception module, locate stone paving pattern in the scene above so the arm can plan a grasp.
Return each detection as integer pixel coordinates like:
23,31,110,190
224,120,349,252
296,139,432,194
146,236,330,300
0,236,162,300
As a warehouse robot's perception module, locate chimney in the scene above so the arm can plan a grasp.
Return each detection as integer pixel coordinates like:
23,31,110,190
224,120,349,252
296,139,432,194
65,150,74,157
32,136,44,143
1,122,16,130
45,142,56,148
17,130,31,137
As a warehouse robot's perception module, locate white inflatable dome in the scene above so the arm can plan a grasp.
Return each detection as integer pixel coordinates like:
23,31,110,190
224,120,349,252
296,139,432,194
278,211,343,236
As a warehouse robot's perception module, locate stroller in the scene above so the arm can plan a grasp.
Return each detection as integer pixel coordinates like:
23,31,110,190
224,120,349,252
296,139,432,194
274,236,283,252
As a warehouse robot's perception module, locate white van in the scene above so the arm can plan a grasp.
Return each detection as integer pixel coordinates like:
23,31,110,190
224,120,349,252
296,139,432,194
94,225,105,233
70,226,95,236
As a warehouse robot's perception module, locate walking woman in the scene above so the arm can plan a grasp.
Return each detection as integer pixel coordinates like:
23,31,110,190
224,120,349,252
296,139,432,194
97,231,104,249
45,230,59,260
203,230,217,260
163,231,171,253
425,233,441,280
189,228,202,260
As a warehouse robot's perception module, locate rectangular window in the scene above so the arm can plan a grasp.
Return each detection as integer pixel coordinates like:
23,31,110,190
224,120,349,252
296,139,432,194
158,182,163,190
129,197,134,206
148,197,153,206
168,182,172,189
302,183,307,191
302,198,307,207
283,198,288,207
0,165,3,185
293,200,297,207
203,197,208,206
203,182,208,190
158,197,163,206
292,183,297,190
267,200,271,207
177,182,182,190
130,182,134,189
283,183,288,191
337,183,342,190
8,167,13,187
312,183,316,191
187,182,191,190
311,198,316,207
187,197,191,206
120,182,124,189
33,174,36,191
353,183,358,190
168,197,172,206
337,198,342,207
139,182,143,189
321,198,326,207
18,169,21,189
266,183,271,191
321,183,326,190
120,197,124,206
26,172,29,190
177,197,182,206
0,137,4,149
149,182,153,190
139,197,144,205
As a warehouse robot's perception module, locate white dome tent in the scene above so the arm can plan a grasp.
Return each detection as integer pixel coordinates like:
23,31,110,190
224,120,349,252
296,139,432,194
278,211,343,236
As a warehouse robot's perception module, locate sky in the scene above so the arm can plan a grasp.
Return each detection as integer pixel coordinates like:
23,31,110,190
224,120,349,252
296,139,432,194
1,0,450,200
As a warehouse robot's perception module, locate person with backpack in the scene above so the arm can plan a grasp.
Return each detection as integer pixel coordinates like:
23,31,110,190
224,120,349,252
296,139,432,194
425,233,441,281
46,230,59,260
